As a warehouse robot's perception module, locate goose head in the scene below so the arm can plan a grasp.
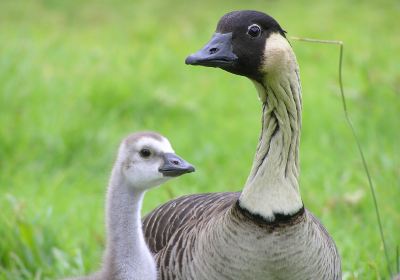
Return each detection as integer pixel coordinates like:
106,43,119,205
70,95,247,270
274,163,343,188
117,132,195,191
185,10,293,83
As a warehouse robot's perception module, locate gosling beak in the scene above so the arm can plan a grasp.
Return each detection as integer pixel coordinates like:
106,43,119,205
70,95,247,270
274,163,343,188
185,32,238,67
159,153,195,177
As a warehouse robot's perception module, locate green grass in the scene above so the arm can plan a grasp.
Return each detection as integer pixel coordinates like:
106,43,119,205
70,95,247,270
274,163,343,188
1,0,399,279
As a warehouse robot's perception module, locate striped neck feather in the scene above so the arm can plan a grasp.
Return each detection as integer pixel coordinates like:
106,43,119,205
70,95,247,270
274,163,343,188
239,37,303,221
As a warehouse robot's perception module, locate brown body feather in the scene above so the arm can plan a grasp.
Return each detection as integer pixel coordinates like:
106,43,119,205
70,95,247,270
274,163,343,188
143,193,341,280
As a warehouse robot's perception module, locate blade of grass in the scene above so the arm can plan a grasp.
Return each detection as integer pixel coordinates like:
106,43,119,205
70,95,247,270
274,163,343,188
291,36,393,277
396,245,399,274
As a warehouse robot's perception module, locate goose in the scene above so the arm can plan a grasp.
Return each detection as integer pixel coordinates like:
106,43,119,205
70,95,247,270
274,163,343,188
65,131,195,280
143,10,341,279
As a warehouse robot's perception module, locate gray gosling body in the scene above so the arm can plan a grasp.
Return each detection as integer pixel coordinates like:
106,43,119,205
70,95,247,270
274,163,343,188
64,131,194,280
143,10,341,279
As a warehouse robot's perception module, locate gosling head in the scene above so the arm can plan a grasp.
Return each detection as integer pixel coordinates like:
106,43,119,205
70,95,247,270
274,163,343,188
116,131,195,191
185,10,293,82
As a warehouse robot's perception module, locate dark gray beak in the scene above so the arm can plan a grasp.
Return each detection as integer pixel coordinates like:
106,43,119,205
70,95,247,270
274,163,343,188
159,153,195,177
185,32,238,67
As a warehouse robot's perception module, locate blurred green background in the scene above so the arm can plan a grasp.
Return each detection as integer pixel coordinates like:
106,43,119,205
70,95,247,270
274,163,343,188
0,0,399,279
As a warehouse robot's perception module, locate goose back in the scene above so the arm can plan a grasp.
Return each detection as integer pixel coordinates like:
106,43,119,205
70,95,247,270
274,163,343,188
143,193,341,279
143,192,239,254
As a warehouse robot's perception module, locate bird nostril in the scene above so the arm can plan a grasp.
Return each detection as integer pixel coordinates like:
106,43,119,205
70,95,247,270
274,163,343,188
209,47,218,54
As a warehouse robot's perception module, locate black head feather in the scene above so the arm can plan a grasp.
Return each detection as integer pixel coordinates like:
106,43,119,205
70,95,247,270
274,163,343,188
216,10,286,80
186,10,287,81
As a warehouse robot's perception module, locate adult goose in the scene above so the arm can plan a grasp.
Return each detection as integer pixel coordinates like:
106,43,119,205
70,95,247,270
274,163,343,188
64,132,194,280
143,10,341,279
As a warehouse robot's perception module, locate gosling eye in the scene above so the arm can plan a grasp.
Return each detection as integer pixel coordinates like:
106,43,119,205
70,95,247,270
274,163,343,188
139,148,152,158
247,24,262,38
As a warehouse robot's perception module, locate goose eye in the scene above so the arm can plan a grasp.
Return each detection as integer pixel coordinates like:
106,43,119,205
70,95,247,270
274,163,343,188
247,24,261,38
139,148,152,158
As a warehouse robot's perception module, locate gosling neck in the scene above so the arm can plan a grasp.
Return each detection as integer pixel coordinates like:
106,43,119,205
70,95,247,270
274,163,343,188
103,166,156,280
239,53,303,221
